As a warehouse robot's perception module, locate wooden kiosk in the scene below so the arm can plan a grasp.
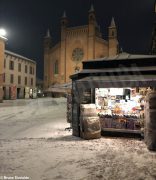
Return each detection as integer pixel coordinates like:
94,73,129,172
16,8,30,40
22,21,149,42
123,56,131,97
70,53,156,150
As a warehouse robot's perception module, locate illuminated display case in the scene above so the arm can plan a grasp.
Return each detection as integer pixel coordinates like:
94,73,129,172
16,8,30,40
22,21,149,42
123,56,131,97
95,87,148,132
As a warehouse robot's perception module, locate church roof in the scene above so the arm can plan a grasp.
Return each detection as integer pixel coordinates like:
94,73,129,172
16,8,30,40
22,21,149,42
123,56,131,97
67,25,88,31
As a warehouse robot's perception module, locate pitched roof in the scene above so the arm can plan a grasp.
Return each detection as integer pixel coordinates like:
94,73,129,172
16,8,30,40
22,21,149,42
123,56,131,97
86,52,156,62
5,50,36,64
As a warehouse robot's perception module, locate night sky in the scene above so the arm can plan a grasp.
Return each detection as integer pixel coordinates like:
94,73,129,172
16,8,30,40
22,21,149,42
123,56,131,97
0,0,155,79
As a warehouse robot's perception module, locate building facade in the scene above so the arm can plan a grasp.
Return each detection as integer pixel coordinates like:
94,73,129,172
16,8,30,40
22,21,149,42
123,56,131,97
44,5,119,89
3,50,36,99
0,36,6,102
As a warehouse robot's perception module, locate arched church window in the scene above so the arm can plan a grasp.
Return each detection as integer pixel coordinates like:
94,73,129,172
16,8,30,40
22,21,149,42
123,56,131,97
54,60,59,74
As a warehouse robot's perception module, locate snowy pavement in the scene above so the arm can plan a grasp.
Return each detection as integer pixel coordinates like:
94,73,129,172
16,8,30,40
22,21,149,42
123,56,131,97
0,98,156,180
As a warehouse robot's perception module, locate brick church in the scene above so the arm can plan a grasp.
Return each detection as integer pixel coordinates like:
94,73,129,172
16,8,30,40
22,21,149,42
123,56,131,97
43,5,119,89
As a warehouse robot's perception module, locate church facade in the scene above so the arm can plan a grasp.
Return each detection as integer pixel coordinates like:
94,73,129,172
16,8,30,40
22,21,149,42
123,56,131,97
43,5,119,89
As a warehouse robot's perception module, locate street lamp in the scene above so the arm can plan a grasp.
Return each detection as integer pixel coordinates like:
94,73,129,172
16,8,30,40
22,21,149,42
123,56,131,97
0,28,6,37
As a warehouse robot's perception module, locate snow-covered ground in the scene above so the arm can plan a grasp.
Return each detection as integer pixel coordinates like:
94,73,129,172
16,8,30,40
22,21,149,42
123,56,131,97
0,97,156,180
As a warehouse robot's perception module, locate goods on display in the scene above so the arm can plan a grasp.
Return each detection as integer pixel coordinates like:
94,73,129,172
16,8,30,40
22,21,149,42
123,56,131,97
95,87,152,132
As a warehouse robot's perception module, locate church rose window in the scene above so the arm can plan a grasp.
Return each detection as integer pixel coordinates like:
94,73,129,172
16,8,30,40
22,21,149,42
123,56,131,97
72,48,84,62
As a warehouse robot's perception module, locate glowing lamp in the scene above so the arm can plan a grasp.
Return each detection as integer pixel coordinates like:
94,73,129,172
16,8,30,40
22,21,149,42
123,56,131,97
0,28,6,37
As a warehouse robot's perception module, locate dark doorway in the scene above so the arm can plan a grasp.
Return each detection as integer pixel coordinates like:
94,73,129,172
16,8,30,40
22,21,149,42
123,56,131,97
3,87,6,99
9,87,11,99
17,88,21,99
24,88,25,98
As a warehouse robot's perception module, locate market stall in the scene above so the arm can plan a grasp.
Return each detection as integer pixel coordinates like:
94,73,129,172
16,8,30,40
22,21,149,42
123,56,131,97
70,53,156,150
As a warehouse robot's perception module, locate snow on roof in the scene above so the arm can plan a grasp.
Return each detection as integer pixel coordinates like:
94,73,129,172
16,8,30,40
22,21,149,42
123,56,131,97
5,50,36,64
0,35,7,41
86,52,156,62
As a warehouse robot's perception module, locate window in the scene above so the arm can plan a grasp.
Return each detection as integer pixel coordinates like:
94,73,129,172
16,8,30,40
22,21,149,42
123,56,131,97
10,74,14,83
30,66,32,74
4,59,6,68
32,67,34,75
3,73,5,82
34,67,35,75
9,61,14,70
18,76,21,84
25,77,27,85
18,63,21,72
25,65,27,73
31,78,33,86
54,60,58,74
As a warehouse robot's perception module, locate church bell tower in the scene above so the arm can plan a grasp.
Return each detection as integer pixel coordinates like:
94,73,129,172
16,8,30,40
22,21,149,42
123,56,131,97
108,17,118,56
88,4,96,59
43,29,52,89
60,11,68,83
